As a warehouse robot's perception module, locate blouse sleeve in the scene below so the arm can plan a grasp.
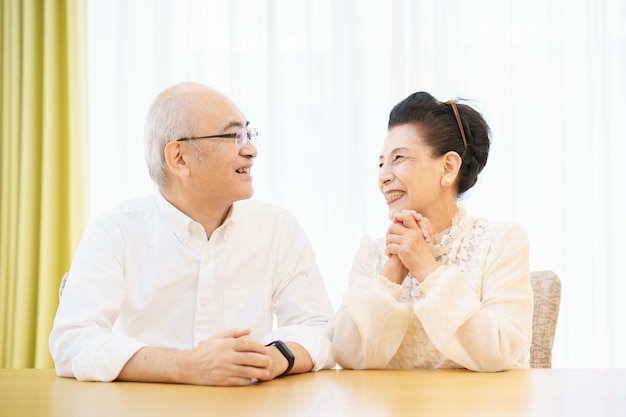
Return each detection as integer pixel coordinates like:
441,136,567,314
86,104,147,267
330,236,413,369
331,223,533,372
414,222,533,371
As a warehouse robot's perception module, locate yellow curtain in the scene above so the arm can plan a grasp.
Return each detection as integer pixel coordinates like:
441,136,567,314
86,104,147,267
1,0,86,368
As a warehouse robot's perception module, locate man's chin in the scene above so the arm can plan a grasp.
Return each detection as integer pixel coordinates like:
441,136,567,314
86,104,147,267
236,188,254,201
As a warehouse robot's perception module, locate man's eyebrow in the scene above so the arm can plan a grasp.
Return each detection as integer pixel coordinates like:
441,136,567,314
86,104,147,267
221,120,249,132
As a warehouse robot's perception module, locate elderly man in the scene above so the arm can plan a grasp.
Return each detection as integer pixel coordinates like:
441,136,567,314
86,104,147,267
49,82,335,386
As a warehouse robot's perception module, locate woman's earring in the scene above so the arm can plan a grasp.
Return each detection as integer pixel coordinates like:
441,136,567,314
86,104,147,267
442,177,452,186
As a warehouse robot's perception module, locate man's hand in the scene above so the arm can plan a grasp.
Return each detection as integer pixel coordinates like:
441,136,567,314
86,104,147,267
118,328,271,386
176,328,271,386
258,342,313,381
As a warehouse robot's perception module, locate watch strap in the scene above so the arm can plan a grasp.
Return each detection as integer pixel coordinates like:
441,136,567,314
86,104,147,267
266,340,295,377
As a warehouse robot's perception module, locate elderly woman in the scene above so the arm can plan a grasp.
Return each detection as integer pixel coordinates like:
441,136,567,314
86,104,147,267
331,92,533,372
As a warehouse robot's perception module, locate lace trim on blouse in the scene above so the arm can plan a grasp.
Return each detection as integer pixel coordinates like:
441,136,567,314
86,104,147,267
375,208,488,298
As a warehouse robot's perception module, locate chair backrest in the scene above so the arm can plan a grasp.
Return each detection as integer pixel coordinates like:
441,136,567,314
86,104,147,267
529,270,561,368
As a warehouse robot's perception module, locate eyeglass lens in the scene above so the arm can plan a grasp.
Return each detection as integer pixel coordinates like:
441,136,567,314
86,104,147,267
237,128,258,147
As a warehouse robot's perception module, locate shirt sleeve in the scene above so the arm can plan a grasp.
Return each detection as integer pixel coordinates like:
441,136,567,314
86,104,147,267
48,217,146,382
260,211,336,371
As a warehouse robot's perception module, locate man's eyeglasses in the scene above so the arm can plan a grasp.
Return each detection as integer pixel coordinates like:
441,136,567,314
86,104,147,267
177,127,258,147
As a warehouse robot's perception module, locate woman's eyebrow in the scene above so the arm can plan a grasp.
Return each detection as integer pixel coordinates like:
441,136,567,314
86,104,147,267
381,147,411,159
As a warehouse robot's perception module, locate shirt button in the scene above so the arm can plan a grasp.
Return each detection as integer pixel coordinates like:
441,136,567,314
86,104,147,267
416,290,425,299
198,297,208,308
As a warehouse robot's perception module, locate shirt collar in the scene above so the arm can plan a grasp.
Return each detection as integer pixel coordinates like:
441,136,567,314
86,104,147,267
155,192,237,244
216,204,236,242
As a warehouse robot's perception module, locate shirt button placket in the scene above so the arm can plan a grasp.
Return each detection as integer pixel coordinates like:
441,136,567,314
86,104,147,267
194,240,215,343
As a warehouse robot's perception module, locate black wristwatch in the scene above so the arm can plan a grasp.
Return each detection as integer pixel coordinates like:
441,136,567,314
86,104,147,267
266,340,295,377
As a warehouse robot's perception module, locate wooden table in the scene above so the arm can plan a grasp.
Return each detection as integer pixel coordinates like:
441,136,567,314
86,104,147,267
1,368,625,416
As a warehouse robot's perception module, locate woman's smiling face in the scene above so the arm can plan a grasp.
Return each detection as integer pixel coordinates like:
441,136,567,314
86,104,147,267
378,123,446,220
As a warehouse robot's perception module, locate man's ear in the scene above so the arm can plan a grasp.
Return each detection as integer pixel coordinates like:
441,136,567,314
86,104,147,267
441,151,462,186
164,141,190,178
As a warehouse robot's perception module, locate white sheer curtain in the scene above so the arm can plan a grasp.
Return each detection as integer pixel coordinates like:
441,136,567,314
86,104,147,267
86,0,625,368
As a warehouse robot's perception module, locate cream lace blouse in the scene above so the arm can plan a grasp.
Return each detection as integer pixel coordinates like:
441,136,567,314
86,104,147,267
330,209,533,372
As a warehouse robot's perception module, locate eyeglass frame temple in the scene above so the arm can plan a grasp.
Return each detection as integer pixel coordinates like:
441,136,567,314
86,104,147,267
176,131,240,142
176,127,256,144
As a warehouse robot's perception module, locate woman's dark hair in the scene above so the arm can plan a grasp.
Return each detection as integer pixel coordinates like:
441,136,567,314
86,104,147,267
388,92,491,196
